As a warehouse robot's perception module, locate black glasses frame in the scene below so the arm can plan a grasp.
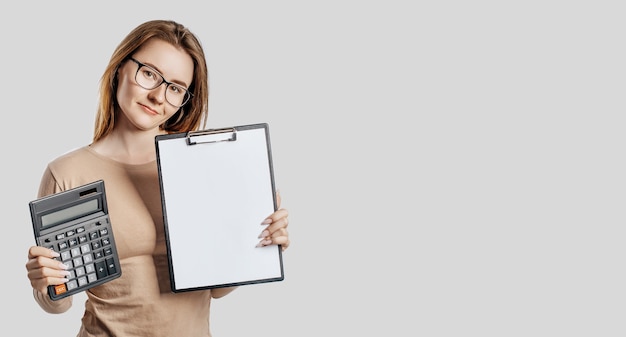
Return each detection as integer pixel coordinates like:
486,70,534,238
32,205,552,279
128,57,193,107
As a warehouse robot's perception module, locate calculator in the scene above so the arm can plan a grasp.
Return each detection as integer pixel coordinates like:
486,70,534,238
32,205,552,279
29,180,121,301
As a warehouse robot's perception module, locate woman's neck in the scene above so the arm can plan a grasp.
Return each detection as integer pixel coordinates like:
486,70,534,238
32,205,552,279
91,127,165,165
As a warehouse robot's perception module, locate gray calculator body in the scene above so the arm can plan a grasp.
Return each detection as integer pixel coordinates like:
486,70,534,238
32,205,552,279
29,180,121,300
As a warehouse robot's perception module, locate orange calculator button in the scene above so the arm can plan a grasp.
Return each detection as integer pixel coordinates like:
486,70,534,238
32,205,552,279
54,284,68,295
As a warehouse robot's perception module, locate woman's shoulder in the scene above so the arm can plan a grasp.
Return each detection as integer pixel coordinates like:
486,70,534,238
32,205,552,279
47,146,93,168
46,144,156,180
39,146,98,196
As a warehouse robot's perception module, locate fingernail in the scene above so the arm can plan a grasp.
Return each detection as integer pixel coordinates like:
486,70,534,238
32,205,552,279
255,238,272,247
50,251,60,258
258,230,269,238
262,218,272,224
59,263,69,270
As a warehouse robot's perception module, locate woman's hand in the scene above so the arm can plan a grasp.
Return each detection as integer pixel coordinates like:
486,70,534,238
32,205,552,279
257,191,290,251
25,246,70,295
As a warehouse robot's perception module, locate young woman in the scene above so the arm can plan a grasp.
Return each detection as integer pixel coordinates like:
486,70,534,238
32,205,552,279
25,19,290,337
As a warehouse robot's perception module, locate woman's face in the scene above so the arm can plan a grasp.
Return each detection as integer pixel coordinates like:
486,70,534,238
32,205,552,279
116,38,194,132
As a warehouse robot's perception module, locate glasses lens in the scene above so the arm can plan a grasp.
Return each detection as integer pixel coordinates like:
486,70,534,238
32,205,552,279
135,65,162,90
164,84,190,107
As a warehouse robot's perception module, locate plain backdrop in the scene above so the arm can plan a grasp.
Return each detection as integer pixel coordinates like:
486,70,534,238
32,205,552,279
2,1,625,336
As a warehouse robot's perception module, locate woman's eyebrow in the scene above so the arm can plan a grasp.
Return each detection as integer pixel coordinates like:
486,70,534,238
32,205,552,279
142,61,190,88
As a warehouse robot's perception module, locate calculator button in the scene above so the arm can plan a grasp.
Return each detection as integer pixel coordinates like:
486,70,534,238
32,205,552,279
58,241,69,250
71,247,81,257
61,251,72,261
80,244,91,254
95,260,108,279
53,284,67,295
66,280,78,291
106,257,117,274
77,276,88,287
68,237,78,247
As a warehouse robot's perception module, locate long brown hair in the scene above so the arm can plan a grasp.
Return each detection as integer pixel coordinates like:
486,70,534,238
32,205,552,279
93,20,209,141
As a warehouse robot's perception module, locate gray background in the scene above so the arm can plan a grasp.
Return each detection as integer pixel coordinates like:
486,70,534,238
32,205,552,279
2,1,624,336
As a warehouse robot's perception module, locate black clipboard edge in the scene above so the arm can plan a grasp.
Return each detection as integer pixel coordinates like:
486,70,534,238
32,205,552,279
155,123,284,292
170,274,285,293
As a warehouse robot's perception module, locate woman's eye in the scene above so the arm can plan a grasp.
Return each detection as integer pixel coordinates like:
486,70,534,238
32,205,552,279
143,70,155,79
169,85,183,94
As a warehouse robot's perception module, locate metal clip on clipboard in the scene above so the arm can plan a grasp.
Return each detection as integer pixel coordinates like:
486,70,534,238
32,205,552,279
186,127,237,145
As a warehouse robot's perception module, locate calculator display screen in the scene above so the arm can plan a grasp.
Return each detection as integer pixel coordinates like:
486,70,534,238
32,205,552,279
41,199,99,228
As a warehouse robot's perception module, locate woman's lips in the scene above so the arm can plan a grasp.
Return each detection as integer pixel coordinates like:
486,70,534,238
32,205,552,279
139,103,159,115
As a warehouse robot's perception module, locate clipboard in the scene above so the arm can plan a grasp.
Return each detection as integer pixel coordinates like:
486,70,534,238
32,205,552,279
155,123,284,292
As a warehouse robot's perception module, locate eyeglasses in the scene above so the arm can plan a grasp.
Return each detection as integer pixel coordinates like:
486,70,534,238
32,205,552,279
128,57,192,107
